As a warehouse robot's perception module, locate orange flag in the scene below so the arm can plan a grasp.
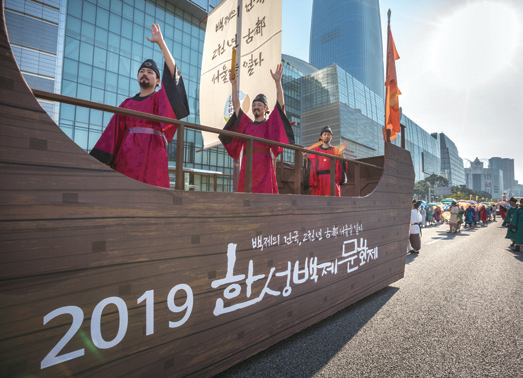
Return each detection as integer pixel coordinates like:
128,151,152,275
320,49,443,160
384,26,401,140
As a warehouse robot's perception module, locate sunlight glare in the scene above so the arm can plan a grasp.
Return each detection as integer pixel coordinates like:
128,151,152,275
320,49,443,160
431,2,520,89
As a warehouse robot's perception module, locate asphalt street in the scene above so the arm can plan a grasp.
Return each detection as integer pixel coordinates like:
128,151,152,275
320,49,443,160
218,220,521,377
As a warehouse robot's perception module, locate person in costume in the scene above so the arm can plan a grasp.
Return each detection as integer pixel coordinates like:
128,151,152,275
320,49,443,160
457,206,464,231
89,24,189,188
464,206,474,228
449,202,459,233
509,199,523,252
426,206,433,226
409,200,422,254
433,206,441,224
306,126,347,196
500,205,507,220
480,205,488,226
219,64,295,193
503,197,518,248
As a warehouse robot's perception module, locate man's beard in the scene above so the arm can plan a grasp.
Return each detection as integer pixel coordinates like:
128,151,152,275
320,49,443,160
139,79,152,89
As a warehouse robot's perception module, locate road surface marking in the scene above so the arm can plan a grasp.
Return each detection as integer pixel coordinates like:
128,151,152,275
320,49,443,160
427,237,447,245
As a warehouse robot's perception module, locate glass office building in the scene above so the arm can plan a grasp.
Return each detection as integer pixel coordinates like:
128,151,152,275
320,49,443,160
488,157,515,195
435,132,465,186
301,63,441,183
309,0,384,98
281,54,318,162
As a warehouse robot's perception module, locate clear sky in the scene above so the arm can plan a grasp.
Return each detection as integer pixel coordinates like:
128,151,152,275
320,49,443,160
282,0,523,184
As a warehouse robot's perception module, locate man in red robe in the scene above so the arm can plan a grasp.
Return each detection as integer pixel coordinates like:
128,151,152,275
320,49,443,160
307,126,347,196
89,24,189,188
219,64,294,193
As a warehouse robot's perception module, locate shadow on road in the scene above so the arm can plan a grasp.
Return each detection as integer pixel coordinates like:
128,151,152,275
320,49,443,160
506,247,523,262
217,286,399,378
405,253,418,264
434,231,470,239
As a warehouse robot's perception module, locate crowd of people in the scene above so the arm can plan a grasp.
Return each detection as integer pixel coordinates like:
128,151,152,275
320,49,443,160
409,197,523,254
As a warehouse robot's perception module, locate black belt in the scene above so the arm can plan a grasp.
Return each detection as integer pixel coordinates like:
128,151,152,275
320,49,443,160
317,170,331,175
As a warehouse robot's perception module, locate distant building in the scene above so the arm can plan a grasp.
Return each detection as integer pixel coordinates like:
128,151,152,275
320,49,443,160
299,64,440,182
434,133,465,187
502,158,515,192
464,158,504,199
281,54,317,161
309,0,384,98
489,157,516,196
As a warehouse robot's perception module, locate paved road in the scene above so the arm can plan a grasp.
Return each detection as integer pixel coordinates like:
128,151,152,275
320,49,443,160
218,220,521,377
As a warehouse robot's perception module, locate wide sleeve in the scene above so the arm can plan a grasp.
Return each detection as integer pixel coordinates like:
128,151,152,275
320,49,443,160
307,150,319,188
219,109,251,160
161,62,190,120
89,101,129,167
155,63,190,143
266,102,295,158
336,159,346,184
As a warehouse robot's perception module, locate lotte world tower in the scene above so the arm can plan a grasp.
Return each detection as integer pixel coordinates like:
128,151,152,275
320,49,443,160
310,0,385,98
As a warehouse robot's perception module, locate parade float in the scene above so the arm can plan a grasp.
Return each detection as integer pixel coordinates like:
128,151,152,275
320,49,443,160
0,3,415,377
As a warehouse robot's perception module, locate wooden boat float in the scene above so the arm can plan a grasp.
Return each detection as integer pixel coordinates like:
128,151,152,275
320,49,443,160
0,7,415,377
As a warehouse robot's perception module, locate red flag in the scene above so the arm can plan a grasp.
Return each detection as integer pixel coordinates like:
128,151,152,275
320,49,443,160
384,26,401,141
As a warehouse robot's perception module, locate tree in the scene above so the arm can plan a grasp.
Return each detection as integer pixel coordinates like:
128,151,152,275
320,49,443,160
424,174,449,188
413,174,449,200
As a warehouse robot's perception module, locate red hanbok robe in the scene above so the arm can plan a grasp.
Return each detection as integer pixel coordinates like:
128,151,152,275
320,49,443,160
89,63,189,188
219,103,294,193
308,145,345,196
480,207,488,222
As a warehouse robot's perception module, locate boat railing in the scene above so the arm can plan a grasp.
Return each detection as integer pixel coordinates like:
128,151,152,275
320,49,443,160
32,89,383,196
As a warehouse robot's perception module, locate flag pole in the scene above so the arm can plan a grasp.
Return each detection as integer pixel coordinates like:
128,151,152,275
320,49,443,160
232,0,243,192
384,9,392,150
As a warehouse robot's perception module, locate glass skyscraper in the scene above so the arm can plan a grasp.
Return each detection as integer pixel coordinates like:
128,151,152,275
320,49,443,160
309,0,384,98
436,133,465,187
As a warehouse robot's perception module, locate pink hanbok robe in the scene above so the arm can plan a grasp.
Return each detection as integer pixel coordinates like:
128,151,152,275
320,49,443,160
219,103,294,193
90,63,189,188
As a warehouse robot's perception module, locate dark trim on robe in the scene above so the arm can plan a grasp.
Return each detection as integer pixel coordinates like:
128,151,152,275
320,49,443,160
90,148,114,166
219,109,244,145
161,62,190,120
340,161,347,185
304,158,311,189
131,92,154,101
275,102,295,144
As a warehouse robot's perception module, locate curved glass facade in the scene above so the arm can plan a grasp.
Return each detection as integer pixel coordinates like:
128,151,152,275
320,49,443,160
309,0,384,98
300,63,441,182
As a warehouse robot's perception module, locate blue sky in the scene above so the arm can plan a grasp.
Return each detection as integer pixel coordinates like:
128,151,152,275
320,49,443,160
282,0,523,183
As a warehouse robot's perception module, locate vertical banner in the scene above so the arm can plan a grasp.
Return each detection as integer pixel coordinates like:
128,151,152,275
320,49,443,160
200,0,239,149
239,0,282,119
200,0,282,149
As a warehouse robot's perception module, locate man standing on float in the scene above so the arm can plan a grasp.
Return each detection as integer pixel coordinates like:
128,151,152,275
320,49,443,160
307,126,347,196
219,64,295,193
90,24,189,188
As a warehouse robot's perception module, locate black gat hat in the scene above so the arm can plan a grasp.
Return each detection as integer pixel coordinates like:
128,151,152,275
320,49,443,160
138,59,160,79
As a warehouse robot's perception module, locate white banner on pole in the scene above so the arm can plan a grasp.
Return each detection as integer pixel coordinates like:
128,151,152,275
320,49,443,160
200,0,282,150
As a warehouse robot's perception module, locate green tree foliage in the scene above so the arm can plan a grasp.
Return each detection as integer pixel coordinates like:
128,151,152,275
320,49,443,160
414,174,449,198
424,174,449,188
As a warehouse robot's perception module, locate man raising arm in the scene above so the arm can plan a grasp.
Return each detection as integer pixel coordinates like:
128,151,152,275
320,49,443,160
219,64,295,194
89,24,189,188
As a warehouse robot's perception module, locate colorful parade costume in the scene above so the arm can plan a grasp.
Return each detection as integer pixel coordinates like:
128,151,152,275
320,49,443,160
308,145,346,196
509,207,523,246
219,104,294,193
505,206,518,240
90,63,189,188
